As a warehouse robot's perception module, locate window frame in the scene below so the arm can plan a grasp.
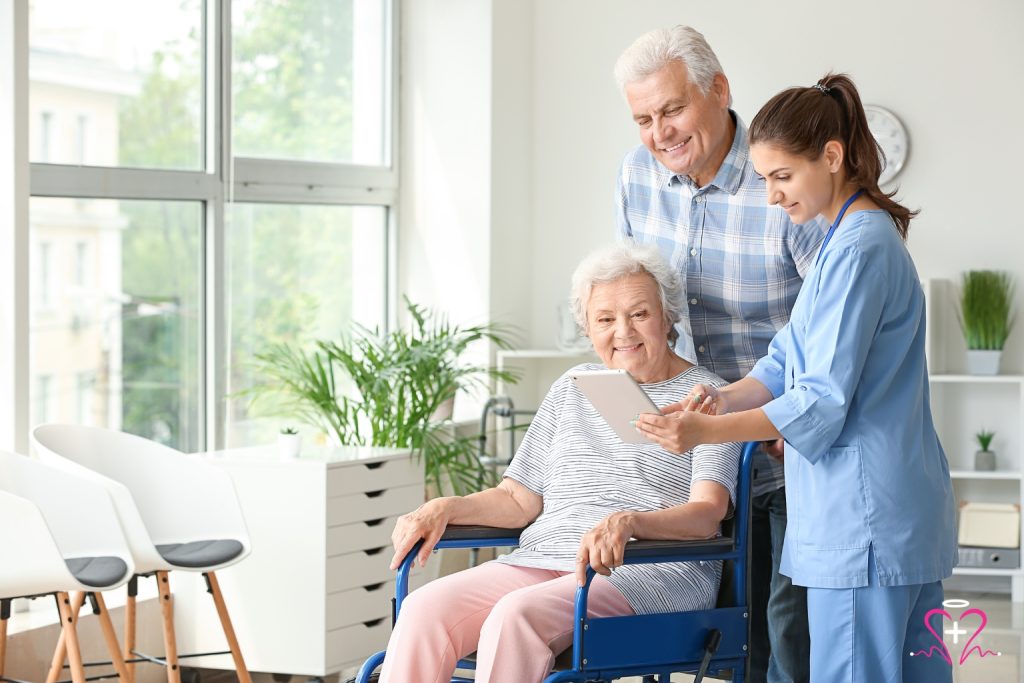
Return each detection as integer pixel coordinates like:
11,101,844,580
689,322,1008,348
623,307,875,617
4,0,399,452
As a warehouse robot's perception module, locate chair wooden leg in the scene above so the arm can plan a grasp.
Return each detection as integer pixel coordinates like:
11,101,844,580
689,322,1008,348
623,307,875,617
124,578,137,683
93,593,131,683
47,591,86,683
55,592,86,683
204,573,252,683
156,572,181,683
1,598,9,679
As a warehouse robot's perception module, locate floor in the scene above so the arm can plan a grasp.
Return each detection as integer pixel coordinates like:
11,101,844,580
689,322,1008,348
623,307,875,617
192,592,1023,683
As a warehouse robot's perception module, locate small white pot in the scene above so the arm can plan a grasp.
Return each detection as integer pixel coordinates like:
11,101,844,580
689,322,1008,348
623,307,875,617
966,350,1002,376
277,433,302,459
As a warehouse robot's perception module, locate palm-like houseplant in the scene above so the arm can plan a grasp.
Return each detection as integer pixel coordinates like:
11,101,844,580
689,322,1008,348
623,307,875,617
959,270,1015,375
242,298,518,495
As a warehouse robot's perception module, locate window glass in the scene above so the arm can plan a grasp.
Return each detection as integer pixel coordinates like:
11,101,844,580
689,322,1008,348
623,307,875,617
232,0,389,165
29,0,203,169
29,198,204,451
224,203,387,447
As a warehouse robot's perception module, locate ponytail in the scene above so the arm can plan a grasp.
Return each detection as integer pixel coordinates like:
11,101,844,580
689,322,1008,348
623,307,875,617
749,73,918,239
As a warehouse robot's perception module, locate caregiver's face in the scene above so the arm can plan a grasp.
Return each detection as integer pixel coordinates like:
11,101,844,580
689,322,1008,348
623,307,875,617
751,143,833,225
625,60,732,187
586,272,672,384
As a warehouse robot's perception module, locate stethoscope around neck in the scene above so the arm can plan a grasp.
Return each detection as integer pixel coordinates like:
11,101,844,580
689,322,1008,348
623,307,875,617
816,189,864,263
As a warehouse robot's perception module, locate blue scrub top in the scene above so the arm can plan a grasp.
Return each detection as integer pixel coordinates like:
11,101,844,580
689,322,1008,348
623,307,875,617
750,209,957,589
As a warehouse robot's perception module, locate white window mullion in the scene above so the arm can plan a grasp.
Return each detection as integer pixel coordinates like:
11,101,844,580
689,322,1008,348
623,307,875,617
205,0,231,451
1,0,30,454
30,165,219,202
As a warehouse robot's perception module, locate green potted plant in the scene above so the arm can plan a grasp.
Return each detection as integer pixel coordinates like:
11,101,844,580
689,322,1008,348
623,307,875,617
974,429,996,471
959,270,1014,375
242,297,519,496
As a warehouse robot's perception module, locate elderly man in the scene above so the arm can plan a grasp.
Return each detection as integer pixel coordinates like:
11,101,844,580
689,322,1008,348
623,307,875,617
613,25,823,683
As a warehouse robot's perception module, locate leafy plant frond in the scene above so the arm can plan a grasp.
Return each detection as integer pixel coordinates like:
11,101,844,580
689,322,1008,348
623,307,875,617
238,297,520,495
976,429,995,452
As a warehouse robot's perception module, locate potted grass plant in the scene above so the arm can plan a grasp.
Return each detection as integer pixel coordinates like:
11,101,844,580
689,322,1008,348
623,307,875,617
974,429,996,471
241,297,519,496
959,270,1014,375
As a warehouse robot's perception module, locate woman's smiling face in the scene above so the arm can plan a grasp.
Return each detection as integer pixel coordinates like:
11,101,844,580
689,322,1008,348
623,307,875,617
586,272,674,383
751,142,835,225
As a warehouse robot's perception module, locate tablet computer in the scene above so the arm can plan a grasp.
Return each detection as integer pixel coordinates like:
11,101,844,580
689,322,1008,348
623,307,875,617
570,369,662,444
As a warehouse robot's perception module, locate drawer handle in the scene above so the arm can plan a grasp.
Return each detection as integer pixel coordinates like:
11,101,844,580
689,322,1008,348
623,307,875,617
364,462,385,470
363,582,385,592
363,518,386,527
363,618,385,628
364,489,385,498
364,546,386,556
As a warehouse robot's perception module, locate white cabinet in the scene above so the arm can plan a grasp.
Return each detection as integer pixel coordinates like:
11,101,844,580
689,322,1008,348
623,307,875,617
931,375,1024,601
174,445,423,677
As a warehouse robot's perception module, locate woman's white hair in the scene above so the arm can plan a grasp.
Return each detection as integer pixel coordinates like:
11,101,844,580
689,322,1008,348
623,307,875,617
613,25,726,98
570,242,684,344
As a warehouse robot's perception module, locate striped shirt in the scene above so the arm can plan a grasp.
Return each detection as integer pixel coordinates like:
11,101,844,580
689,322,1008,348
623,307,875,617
615,113,825,496
495,363,742,615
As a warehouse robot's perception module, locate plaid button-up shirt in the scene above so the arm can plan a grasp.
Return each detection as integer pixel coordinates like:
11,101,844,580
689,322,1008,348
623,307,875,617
616,114,825,494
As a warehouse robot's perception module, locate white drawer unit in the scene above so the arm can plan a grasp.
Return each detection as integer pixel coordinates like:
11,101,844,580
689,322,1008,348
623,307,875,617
173,445,423,677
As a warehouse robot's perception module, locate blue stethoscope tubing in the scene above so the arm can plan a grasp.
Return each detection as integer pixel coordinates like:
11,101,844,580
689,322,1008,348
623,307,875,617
816,189,864,263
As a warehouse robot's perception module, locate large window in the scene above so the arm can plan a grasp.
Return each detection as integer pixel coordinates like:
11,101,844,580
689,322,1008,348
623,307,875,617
25,0,396,450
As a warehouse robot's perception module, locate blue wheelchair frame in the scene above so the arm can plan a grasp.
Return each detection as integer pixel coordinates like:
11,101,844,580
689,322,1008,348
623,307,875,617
355,441,756,683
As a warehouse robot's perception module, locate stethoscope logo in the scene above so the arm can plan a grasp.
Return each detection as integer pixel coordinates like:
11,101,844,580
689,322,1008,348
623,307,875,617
909,598,1001,665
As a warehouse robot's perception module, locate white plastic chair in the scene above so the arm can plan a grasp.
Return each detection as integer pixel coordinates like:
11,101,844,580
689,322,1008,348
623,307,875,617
0,450,135,683
31,425,252,683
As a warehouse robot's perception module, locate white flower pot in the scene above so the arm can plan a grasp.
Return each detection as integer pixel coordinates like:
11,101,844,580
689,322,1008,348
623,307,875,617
277,433,302,459
966,350,1002,376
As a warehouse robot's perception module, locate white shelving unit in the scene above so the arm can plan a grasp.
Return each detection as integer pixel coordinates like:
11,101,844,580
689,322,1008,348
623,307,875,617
931,374,1024,601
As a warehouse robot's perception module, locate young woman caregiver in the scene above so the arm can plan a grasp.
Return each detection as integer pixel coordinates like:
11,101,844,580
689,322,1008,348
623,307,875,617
635,73,957,683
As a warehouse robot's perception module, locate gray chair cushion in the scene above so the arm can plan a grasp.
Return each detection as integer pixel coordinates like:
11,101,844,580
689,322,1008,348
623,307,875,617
156,539,244,568
65,556,129,588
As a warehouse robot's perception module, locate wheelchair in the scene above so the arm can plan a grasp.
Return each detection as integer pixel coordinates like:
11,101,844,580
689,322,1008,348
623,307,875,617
350,441,756,683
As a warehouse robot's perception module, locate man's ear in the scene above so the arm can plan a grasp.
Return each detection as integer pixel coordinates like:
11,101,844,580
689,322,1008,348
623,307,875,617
711,72,730,108
823,140,845,173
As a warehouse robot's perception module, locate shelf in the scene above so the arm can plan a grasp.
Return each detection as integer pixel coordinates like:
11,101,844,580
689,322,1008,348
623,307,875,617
953,566,1023,577
950,470,1024,480
930,374,1024,384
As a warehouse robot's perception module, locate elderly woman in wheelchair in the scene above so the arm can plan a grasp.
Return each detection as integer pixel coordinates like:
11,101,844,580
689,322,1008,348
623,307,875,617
376,244,743,683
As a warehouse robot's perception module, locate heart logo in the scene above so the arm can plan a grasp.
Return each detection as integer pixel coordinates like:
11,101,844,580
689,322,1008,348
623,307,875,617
912,600,999,665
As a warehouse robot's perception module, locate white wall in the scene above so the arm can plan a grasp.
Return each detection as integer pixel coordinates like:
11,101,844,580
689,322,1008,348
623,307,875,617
504,0,1023,371
401,0,1023,372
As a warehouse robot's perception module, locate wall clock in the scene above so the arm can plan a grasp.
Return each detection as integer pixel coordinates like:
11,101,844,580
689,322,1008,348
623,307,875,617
864,104,909,185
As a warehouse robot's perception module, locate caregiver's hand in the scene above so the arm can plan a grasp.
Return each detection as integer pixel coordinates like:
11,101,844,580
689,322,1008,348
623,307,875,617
678,382,727,415
575,511,635,586
634,409,712,454
390,499,451,570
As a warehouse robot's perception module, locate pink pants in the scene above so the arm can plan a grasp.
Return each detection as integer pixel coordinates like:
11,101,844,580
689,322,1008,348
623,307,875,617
378,562,635,683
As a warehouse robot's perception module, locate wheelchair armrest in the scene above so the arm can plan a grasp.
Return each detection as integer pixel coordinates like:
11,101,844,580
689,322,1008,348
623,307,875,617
435,524,526,550
620,536,735,564
440,524,527,541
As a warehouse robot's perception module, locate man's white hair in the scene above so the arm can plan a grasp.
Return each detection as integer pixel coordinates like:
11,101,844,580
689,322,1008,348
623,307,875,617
613,25,726,97
569,242,684,344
